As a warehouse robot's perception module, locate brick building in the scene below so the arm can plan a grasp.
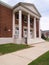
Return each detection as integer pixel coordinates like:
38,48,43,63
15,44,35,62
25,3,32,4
0,1,44,44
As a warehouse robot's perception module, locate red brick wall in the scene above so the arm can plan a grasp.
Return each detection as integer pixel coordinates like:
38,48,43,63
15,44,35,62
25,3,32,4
0,4,13,37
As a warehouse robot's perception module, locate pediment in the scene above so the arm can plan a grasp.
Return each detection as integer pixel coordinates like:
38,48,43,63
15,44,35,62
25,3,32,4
21,3,41,17
13,2,41,17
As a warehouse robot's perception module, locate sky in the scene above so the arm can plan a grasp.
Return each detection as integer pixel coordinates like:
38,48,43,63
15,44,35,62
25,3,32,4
1,0,49,31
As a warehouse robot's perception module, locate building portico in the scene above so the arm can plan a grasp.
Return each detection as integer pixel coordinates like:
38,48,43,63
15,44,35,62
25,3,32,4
13,8,41,44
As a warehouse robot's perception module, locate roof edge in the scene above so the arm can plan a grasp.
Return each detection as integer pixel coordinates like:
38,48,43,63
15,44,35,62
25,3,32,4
0,1,13,9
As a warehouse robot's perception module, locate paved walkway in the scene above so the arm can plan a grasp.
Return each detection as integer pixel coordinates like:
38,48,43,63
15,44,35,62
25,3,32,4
0,42,49,65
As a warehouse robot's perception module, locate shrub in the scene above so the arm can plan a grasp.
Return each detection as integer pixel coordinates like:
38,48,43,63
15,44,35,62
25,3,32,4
41,33,46,40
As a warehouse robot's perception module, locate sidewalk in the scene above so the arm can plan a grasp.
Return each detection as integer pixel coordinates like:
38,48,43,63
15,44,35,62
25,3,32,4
0,42,49,65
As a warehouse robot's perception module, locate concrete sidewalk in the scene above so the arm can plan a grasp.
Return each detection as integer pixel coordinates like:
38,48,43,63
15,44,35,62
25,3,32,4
0,42,49,65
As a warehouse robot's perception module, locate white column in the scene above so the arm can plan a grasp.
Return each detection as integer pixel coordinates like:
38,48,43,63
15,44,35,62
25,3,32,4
19,10,22,39
34,17,36,38
28,14,30,39
13,12,15,38
39,20,41,38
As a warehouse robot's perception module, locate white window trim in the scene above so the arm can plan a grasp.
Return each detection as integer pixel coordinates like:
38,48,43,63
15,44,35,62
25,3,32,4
24,21,27,23
15,25,19,38
23,27,27,38
23,26,34,30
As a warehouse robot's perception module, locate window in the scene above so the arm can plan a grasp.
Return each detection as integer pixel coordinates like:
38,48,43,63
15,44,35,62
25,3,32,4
15,27,19,38
16,27,19,30
24,29,27,35
23,29,27,37
24,15,27,23
15,13,19,19
30,30,33,38
24,29,27,31
30,18,33,25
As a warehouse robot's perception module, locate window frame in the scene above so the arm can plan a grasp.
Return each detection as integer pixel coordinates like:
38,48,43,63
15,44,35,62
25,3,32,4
15,13,19,20
23,15,27,23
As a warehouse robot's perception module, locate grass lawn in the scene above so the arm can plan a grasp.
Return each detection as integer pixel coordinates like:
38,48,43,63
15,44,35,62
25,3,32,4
0,43,30,55
46,38,49,41
28,51,49,65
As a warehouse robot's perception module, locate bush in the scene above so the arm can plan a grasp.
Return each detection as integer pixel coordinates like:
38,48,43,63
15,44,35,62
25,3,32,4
41,33,46,40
